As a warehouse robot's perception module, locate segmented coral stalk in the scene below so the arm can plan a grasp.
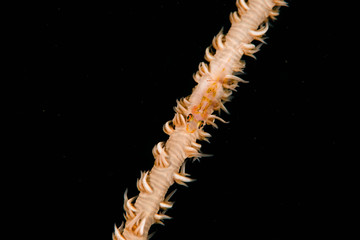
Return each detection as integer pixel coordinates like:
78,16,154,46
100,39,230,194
113,1,286,239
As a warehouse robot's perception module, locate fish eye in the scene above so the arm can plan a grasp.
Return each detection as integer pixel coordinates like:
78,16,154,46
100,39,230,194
186,114,193,122
197,120,205,129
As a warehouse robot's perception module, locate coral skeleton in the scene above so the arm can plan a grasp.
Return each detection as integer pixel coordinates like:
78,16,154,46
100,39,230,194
113,0,286,239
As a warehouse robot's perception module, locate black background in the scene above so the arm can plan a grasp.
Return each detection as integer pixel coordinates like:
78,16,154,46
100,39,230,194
10,0,345,239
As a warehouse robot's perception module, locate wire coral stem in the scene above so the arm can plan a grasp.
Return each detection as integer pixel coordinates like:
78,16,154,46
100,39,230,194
113,1,286,239
122,129,196,239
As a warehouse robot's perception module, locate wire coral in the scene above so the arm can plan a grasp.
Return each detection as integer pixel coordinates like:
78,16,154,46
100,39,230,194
113,0,286,239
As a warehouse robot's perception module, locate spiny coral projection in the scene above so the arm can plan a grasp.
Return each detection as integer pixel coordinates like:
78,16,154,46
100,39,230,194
113,0,286,239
